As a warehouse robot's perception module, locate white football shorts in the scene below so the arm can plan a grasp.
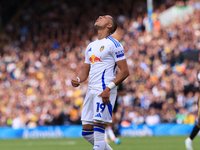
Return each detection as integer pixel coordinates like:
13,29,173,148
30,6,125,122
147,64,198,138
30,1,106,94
81,89,117,124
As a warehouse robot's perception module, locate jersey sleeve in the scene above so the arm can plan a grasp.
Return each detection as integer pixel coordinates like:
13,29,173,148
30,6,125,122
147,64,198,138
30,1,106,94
111,43,126,62
84,46,91,64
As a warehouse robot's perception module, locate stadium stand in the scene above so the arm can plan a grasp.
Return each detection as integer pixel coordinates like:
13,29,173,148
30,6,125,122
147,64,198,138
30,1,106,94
0,0,200,130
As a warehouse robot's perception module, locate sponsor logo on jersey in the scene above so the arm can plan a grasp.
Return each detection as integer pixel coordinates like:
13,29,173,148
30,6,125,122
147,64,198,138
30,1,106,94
115,50,124,58
95,113,101,118
89,55,102,64
100,46,104,52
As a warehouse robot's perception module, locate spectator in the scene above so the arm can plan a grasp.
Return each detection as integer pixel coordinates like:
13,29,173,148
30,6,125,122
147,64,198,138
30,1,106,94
145,107,160,126
0,0,199,128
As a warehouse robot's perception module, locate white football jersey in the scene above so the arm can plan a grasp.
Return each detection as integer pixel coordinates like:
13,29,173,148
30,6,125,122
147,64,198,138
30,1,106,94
84,35,126,92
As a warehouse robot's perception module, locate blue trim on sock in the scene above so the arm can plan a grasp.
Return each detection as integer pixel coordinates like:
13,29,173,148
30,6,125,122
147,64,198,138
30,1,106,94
82,129,94,136
94,125,105,133
82,129,94,131
94,125,105,130
94,128,105,133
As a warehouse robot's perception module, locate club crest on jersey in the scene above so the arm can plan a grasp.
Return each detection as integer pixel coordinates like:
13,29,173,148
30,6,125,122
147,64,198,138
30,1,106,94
100,46,104,52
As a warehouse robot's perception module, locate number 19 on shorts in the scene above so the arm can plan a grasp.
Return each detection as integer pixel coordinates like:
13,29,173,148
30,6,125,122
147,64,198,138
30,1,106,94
96,102,105,112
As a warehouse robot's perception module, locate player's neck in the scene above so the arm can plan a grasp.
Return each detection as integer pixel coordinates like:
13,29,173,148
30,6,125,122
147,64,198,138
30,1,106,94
97,30,110,40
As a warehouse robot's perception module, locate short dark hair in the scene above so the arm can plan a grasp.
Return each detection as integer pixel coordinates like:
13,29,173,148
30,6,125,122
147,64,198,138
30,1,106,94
110,17,117,34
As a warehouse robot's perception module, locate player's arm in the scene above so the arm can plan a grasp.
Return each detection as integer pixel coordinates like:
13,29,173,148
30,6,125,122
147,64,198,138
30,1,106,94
71,63,90,87
99,59,129,105
112,59,129,86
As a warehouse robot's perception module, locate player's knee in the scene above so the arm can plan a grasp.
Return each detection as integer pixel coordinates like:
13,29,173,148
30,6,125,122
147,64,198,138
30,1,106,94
82,123,94,137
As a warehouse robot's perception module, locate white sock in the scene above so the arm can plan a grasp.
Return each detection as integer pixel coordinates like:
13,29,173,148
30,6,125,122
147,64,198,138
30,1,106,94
105,130,112,150
82,129,111,150
82,129,94,145
83,134,94,145
94,124,113,150
186,137,192,142
107,127,116,141
93,131,106,150
105,143,112,150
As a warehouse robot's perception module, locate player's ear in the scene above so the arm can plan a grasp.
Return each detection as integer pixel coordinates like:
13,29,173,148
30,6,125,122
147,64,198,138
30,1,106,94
107,23,113,30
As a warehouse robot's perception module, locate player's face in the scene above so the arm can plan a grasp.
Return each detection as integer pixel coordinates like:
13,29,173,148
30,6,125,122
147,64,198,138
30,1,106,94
94,15,112,29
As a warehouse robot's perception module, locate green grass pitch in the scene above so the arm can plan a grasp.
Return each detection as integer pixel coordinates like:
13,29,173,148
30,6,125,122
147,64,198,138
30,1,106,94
0,136,199,150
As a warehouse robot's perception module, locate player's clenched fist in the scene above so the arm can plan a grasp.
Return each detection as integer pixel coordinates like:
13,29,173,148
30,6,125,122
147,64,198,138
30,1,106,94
71,77,80,87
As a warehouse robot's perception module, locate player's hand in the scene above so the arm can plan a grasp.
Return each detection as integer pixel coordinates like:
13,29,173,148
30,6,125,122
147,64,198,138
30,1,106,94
197,70,200,82
98,87,111,105
71,77,80,87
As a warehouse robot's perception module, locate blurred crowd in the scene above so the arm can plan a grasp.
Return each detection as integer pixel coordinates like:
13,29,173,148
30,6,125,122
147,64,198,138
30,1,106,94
0,0,200,129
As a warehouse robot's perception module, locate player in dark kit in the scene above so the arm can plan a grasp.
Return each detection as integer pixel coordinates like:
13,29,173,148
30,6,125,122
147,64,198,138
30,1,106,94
185,70,200,150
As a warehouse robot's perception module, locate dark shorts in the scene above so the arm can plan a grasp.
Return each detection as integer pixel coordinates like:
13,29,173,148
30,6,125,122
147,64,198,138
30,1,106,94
113,96,118,113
